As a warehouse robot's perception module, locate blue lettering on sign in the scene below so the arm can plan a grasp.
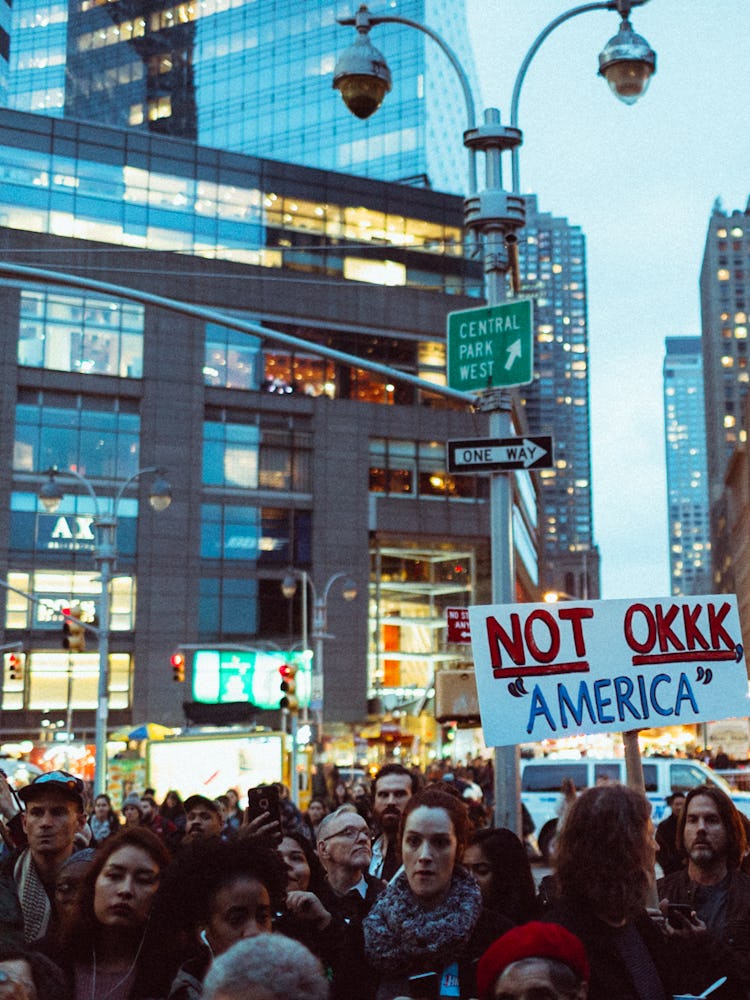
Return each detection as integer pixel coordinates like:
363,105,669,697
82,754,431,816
526,672,699,735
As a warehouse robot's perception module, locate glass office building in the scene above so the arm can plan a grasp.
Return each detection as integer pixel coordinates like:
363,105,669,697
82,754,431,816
517,196,598,598
662,336,711,596
7,0,481,196
0,107,541,737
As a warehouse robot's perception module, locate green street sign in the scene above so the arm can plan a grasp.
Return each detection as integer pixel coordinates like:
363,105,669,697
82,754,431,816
447,299,534,392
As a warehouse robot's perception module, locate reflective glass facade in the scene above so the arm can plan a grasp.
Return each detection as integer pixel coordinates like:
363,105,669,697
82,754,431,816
662,336,711,595
0,111,473,294
0,107,514,733
7,0,480,196
517,195,597,596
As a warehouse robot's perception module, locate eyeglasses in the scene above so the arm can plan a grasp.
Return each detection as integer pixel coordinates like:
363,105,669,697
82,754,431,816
32,771,84,794
319,825,370,844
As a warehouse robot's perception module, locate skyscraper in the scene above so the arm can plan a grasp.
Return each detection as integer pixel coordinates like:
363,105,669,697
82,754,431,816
700,200,750,509
7,0,480,196
662,337,711,596
517,195,599,598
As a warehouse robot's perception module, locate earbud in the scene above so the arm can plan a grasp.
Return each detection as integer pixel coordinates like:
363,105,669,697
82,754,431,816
200,929,213,955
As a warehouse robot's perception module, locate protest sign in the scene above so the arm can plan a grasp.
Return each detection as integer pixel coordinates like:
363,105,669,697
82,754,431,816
468,595,749,747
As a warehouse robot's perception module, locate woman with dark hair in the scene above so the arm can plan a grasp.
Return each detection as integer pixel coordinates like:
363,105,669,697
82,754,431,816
45,826,171,1000
463,827,539,925
87,793,121,844
160,789,187,835
363,787,511,999
157,838,287,1000
544,782,688,1000
303,797,329,845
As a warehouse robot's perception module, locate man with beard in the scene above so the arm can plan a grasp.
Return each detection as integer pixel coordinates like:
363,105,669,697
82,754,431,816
658,783,750,999
368,763,417,882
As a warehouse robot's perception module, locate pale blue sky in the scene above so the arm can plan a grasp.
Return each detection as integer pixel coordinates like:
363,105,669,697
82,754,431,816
465,1,749,599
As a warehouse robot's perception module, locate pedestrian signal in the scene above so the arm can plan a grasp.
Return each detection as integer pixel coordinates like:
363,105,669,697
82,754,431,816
171,652,186,682
62,606,86,652
279,663,299,712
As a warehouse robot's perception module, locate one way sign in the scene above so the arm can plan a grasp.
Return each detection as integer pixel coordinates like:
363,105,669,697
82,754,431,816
447,435,554,473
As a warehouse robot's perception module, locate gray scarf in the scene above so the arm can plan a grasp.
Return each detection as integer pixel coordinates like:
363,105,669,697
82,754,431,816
363,867,482,976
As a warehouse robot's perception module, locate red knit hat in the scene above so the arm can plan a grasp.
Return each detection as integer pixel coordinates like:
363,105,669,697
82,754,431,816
476,922,590,1000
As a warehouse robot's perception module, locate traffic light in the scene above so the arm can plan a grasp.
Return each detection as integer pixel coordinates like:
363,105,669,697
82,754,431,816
279,662,299,712
171,652,186,682
7,653,23,682
62,606,86,652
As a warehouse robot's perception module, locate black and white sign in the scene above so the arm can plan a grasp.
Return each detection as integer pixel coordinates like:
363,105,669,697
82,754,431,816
447,435,553,473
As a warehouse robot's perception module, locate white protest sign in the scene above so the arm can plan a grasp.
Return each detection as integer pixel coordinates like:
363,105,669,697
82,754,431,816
468,595,749,747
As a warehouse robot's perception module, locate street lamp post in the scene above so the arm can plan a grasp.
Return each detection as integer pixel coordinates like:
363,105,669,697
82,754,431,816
281,570,358,732
334,1,655,833
39,466,171,796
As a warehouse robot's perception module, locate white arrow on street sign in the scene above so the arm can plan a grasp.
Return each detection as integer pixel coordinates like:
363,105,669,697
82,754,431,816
504,338,522,370
447,435,554,473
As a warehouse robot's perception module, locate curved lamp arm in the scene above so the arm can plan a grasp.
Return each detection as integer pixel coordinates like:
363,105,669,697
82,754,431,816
339,8,478,196
509,0,649,193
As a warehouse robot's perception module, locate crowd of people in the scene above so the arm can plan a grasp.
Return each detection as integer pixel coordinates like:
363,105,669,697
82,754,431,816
0,759,745,999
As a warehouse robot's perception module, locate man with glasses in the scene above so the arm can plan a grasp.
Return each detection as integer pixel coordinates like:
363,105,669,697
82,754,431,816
317,806,384,1000
0,770,86,943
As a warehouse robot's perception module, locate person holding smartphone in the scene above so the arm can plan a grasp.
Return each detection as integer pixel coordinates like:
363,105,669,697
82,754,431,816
363,787,511,1000
658,784,750,999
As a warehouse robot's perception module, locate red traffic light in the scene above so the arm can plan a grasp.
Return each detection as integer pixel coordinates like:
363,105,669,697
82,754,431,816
171,652,186,682
279,661,299,712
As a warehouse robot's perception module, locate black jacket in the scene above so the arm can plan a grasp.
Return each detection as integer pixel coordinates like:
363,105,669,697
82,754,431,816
543,895,687,1000
658,867,750,1000
317,872,386,1000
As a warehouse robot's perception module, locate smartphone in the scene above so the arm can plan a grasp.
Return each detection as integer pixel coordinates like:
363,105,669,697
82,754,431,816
407,972,440,1000
667,903,694,928
246,784,281,828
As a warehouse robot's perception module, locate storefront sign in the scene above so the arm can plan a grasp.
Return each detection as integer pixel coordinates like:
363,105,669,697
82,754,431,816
468,596,749,747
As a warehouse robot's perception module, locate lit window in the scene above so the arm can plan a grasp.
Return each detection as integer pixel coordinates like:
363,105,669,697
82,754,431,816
724,415,736,428
718,269,731,281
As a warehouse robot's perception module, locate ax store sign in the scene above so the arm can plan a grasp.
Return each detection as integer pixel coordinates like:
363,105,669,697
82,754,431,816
468,596,749,747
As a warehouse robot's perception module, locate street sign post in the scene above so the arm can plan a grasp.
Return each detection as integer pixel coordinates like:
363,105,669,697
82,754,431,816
446,299,534,392
447,435,553,473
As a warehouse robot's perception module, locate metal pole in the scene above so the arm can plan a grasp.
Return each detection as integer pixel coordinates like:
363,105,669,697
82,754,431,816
94,533,113,798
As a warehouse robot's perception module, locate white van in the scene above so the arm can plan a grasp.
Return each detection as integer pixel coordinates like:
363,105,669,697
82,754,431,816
521,756,750,860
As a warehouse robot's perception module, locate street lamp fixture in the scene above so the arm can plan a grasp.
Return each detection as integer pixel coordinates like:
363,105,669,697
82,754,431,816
38,465,172,796
332,6,391,120
334,0,655,834
281,570,358,728
598,16,656,104
335,3,656,121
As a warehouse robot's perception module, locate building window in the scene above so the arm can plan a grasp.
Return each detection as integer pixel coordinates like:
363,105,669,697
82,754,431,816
5,570,136,631
18,289,144,377
204,325,261,389
203,418,312,493
369,438,486,501
23,652,130,711
14,397,140,482
200,504,310,565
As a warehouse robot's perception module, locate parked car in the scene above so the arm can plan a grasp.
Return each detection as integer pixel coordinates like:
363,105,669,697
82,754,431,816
521,756,750,861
